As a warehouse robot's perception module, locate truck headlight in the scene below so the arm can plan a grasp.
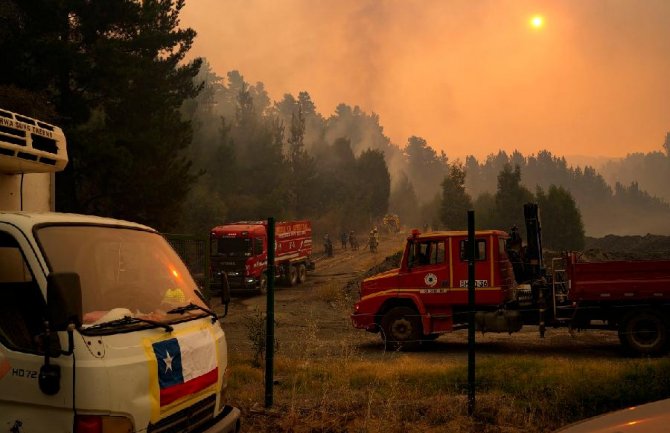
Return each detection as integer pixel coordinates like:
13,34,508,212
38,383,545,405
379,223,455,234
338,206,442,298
75,415,133,433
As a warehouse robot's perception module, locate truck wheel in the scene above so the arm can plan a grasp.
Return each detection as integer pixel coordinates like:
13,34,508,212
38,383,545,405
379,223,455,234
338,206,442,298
381,306,422,351
287,265,298,286
297,264,307,284
619,310,668,356
258,274,268,295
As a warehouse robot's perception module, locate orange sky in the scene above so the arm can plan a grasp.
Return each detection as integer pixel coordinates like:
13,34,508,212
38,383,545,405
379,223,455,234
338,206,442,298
181,0,670,160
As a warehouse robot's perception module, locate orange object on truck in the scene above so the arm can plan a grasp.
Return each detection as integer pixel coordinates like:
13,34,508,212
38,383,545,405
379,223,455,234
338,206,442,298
210,220,314,294
351,203,670,356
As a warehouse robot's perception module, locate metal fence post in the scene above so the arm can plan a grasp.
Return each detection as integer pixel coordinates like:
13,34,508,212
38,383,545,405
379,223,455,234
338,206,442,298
265,217,275,408
467,210,476,416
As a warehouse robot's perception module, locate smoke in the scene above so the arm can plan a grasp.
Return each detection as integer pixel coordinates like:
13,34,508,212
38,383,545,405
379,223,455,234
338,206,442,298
182,0,670,161
181,0,670,235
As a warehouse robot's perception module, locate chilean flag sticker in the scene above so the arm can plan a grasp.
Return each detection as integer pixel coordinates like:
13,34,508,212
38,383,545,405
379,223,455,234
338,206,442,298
151,329,218,409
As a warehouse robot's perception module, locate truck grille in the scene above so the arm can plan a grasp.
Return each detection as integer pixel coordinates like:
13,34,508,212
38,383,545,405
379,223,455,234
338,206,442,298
147,395,216,433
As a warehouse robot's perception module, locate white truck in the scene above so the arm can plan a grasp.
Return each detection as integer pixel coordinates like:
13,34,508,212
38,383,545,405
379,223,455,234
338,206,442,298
0,109,240,433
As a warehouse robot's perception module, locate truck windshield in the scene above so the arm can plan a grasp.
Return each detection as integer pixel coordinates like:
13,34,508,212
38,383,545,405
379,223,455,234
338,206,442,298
214,237,252,257
36,225,207,328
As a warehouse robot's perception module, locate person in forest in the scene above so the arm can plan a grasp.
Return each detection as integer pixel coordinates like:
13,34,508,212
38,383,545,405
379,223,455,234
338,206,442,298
368,230,378,252
324,233,333,257
340,231,348,250
349,230,357,250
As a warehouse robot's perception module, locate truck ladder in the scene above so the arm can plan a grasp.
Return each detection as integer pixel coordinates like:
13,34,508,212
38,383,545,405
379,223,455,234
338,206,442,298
551,257,571,322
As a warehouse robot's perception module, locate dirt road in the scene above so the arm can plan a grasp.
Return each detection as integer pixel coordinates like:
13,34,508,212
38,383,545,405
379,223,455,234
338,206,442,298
214,232,404,357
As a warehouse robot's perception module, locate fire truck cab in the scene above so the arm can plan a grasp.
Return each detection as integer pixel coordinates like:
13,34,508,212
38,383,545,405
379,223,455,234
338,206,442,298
351,229,518,349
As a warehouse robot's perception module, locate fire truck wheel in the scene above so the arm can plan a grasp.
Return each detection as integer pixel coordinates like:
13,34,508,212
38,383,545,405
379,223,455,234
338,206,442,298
297,264,307,284
287,265,298,286
618,309,668,356
258,274,268,295
381,306,422,351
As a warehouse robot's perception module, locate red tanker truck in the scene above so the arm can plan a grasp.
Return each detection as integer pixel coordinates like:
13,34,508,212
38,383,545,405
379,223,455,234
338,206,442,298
211,220,314,294
351,204,670,355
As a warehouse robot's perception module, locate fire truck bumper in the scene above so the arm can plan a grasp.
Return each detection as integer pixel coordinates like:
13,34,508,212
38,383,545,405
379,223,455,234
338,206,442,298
219,274,257,291
350,313,379,332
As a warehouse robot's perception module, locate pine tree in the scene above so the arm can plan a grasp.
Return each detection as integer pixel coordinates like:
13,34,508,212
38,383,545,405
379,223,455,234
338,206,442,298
536,185,585,251
356,149,391,220
493,164,534,231
439,163,473,230
287,105,318,217
390,172,420,228
1,0,202,230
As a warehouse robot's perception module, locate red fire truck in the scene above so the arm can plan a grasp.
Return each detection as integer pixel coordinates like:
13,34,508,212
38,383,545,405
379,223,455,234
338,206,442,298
211,220,314,294
351,204,670,355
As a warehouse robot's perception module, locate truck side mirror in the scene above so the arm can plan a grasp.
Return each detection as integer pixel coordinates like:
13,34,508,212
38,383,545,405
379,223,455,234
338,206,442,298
38,329,62,358
220,272,231,317
39,272,81,396
46,272,82,331
38,320,61,395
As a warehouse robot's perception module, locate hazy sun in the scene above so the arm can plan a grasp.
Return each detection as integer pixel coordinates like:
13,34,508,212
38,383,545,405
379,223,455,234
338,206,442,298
530,15,544,29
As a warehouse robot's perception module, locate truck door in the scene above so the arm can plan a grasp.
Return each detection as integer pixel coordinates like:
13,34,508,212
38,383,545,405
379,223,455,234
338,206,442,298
0,226,73,432
404,239,449,305
448,235,495,305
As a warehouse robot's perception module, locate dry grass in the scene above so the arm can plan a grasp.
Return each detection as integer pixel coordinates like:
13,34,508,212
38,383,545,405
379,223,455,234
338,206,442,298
313,280,350,305
225,250,670,432
227,335,670,433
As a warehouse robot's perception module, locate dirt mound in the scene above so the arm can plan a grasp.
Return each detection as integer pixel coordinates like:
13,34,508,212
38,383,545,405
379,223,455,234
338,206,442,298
583,234,670,260
343,250,402,294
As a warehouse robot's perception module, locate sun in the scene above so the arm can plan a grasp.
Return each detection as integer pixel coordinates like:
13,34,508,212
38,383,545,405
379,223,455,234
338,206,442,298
530,15,544,29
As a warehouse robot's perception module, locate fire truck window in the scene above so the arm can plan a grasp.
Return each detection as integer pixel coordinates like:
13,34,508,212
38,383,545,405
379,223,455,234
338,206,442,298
408,242,423,267
459,239,487,261
254,238,263,255
217,238,252,257
0,231,45,353
499,238,507,256
433,241,445,264
418,243,430,265
478,240,486,259
412,241,445,266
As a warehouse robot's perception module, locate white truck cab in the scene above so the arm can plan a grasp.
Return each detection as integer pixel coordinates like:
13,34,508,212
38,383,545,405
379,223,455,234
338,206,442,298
0,110,240,433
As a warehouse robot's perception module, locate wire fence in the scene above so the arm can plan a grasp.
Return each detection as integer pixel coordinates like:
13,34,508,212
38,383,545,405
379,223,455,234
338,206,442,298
160,233,670,357
163,233,212,298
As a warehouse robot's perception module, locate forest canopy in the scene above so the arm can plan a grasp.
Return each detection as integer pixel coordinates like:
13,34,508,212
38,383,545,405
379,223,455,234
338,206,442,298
1,1,668,242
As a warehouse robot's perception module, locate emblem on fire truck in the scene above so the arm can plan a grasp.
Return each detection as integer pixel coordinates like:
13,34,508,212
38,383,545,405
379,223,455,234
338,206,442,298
424,273,438,287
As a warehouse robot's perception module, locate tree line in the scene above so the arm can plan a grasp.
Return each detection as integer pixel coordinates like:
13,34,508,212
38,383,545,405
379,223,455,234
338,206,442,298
463,150,670,237
1,0,668,252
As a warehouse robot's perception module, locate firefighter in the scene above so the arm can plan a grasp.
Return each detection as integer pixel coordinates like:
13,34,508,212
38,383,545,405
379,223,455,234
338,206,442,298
349,230,357,250
368,230,378,253
340,231,348,250
324,233,333,257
